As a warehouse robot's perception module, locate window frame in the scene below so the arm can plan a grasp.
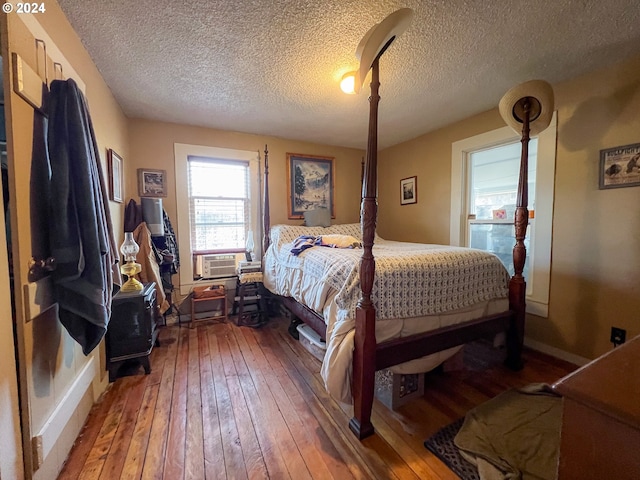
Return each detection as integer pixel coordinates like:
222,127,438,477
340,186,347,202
450,113,557,317
175,143,260,294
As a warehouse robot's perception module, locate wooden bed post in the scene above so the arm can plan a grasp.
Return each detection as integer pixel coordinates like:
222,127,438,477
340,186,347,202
349,57,380,440
262,145,271,253
506,101,531,370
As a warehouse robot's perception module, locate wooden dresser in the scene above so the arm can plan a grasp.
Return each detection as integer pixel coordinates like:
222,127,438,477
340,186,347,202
553,335,640,479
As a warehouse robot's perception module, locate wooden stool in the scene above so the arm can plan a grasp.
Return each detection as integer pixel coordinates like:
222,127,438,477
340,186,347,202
232,272,266,327
190,285,227,328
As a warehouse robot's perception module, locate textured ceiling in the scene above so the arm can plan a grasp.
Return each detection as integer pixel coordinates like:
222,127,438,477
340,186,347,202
58,0,640,149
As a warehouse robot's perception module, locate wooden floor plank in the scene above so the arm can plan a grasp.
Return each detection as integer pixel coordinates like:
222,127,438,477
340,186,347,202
208,327,249,479
215,326,268,479
120,384,160,480
141,327,179,480
242,327,334,480
222,326,294,479
163,327,189,480
75,377,138,480
98,375,148,480
57,380,125,479
197,325,226,480
264,327,372,480
256,325,357,480
185,327,205,480
120,327,174,480
269,324,393,480
58,316,577,480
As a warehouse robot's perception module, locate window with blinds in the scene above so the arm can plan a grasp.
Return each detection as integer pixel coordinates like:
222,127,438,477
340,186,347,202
187,156,250,253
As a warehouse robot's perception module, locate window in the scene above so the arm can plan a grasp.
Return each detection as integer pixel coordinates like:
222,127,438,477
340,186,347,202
450,114,556,317
188,157,250,252
175,144,260,293
467,140,537,281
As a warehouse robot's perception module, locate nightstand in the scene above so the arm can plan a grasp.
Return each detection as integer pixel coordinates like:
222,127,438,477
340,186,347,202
107,282,160,382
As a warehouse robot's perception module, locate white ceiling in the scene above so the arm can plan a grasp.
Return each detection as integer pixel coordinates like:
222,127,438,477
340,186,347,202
57,0,640,150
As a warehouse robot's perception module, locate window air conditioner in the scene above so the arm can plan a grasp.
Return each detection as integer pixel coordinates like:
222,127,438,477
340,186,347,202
194,254,237,279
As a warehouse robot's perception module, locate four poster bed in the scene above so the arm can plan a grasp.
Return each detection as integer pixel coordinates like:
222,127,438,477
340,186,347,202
261,135,527,441
260,9,552,440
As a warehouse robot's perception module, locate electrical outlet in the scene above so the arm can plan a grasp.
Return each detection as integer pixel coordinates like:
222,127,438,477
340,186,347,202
610,327,626,346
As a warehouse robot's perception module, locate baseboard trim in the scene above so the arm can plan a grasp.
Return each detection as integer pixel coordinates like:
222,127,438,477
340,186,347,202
524,337,591,367
33,356,96,467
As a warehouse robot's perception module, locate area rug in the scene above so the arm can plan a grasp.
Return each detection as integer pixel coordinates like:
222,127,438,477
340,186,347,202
424,417,479,480
425,384,562,480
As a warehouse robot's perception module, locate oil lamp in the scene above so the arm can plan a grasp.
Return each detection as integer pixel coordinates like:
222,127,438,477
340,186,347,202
120,232,143,291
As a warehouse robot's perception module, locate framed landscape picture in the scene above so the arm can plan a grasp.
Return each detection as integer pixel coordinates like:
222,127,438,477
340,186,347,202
287,153,335,219
138,168,167,197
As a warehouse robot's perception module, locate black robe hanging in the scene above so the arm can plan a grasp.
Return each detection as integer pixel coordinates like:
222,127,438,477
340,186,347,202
47,78,120,355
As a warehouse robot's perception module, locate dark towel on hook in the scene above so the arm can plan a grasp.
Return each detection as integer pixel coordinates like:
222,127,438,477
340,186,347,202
47,78,120,355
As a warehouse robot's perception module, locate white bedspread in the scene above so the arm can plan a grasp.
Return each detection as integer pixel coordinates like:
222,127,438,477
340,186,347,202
263,224,510,403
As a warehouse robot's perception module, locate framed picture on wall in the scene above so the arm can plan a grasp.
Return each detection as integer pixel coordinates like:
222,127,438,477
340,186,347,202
400,176,417,205
599,143,640,189
138,168,168,197
107,149,123,203
286,153,335,219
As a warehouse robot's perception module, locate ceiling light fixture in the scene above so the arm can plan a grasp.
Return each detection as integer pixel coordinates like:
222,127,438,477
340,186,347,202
340,71,357,94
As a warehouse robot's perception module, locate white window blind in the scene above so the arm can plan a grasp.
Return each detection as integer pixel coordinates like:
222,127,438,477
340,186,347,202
187,156,250,253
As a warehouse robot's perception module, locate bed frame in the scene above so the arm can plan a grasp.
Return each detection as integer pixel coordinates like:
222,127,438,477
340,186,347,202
261,59,530,440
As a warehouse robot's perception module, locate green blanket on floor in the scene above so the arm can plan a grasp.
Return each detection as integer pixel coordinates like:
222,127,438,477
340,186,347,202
454,384,562,480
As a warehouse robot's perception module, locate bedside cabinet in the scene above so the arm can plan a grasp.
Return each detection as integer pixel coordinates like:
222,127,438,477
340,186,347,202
107,282,160,382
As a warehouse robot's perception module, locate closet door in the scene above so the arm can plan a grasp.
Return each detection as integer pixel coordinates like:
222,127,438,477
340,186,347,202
0,37,24,480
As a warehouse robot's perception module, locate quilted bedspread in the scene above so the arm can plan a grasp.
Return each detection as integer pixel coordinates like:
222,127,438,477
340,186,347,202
263,224,510,402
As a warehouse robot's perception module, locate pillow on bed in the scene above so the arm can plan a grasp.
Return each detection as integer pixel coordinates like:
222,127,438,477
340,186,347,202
320,234,362,248
303,208,331,227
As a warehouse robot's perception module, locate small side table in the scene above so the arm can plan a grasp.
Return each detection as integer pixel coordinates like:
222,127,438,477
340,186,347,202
107,282,159,382
190,285,227,328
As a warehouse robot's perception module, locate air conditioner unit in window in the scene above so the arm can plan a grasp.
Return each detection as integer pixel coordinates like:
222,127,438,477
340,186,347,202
194,254,237,279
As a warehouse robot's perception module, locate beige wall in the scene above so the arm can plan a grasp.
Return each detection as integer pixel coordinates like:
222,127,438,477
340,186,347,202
127,118,364,252
2,3,128,478
378,110,505,244
379,54,640,361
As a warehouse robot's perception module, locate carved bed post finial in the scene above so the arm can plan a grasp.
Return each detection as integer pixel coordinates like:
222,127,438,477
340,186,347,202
513,99,530,280
263,144,271,255
350,57,380,440
498,79,553,372
506,97,531,370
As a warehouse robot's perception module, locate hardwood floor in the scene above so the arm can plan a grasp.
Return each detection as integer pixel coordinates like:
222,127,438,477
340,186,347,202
58,316,577,479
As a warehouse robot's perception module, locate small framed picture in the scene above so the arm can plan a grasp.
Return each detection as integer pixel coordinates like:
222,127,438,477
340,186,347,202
138,168,167,197
599,143,640,189
400,176,417,205
107,149,123,203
